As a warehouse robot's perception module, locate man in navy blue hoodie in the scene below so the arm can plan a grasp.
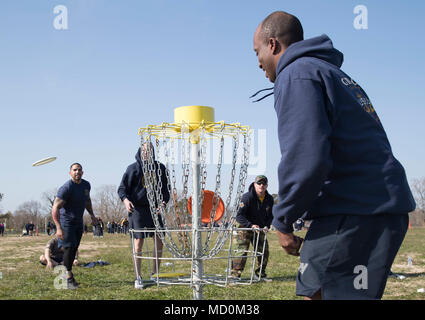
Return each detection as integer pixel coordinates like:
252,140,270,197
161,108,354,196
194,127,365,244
118,143,170,288
253,11,415,299
231,175,274,279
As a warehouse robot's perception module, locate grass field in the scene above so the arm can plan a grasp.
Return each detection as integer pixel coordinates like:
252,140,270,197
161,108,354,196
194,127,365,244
0,227,424,300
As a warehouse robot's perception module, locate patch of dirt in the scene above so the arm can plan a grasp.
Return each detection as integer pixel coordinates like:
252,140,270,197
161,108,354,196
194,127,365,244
0,234,129,261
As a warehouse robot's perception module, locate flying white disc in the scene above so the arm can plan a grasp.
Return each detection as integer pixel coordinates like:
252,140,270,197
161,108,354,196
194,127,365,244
32,157,57,167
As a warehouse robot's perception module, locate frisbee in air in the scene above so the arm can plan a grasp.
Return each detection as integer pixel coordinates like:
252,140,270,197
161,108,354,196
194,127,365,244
32,156,57,167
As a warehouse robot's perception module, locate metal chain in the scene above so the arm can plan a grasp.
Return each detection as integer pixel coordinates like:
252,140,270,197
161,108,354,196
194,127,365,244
141,134,187,258
224,135,238,222
138,124,252,260
204,134,239,258
204,130,250,259
168,137,191,255
232,131,251,223
202,133,224,256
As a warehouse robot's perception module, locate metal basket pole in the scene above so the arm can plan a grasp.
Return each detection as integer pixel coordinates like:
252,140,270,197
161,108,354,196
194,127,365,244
191,138,203,300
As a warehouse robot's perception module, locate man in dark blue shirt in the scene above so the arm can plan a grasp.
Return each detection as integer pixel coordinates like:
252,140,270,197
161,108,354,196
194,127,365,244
253,11,415,299
52,163,98,289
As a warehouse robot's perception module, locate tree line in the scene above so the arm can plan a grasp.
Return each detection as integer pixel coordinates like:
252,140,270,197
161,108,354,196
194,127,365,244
1,177,425,233
409,178,425,226
0,185,127,233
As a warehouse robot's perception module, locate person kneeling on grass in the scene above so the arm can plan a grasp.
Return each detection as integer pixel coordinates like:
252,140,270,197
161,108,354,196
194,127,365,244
40,236,79,269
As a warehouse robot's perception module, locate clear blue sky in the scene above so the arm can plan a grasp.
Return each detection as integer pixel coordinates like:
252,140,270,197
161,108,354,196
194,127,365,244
1,0,424,213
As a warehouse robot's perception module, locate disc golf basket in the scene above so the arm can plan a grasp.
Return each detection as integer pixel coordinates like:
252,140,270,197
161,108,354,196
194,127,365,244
130,105,268,300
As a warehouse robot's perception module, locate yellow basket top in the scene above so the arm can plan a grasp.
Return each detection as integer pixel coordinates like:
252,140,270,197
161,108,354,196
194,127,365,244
138,106,251,140
138,121,251,139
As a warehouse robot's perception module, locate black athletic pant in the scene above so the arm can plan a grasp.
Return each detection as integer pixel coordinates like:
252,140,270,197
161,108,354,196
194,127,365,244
63,247,78,273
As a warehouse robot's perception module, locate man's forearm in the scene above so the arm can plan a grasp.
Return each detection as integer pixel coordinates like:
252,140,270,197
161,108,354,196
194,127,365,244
52,197,65,229
44,249,52,263
52,207,61,230
85,198,94,216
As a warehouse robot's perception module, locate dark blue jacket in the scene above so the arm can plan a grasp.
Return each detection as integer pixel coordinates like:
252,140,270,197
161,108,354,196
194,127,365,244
272,34,416,234
236,183,274,228
117,148,170,208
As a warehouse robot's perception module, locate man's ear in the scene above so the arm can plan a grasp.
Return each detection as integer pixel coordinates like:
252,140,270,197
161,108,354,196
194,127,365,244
268,38,281,55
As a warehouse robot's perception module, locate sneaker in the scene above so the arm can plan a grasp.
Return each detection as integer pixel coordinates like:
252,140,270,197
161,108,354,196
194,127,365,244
229,270,241,280
66,276,78,289
255,274,272,282
388,270,402,279
254,272,270,281
134,277,144,289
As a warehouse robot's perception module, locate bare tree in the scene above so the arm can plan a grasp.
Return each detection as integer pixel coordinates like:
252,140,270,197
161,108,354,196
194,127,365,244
8,210,30,232
409,178,425,226
92,185,126,223
9,200,43,231
0,211,11,223
18,200,42,218
0,193,3,213
411,177,425,212
41,188,58,216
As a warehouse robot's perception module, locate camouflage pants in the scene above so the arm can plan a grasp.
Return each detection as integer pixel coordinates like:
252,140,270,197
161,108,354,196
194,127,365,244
231,228,269,277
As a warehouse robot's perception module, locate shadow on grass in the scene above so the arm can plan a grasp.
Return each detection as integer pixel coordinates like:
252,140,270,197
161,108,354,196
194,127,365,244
389,272,425,279
89,274,299,289
84,280,135,288
270,275,297,282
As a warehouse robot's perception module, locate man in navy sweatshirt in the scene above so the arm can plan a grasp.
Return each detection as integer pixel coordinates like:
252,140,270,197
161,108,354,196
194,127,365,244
118,143,170,289
231,175,274,279
253,11,415,299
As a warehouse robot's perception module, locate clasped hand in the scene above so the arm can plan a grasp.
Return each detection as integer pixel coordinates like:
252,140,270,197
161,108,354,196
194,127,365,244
276,231,304,256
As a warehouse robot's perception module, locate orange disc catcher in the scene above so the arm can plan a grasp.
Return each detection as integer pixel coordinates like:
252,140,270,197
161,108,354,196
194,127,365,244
187,190,225,223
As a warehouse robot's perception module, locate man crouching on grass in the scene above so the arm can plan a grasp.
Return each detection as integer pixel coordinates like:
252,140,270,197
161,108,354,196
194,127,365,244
40,236,79,269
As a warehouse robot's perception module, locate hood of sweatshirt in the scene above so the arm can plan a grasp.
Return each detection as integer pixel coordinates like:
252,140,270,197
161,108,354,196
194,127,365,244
135,147,142,165
135,144,156,169
276,34,344,76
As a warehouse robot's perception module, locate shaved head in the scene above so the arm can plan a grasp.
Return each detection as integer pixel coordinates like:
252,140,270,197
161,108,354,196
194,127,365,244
70,163,82,170
254,11,304,82
258,11,304,49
